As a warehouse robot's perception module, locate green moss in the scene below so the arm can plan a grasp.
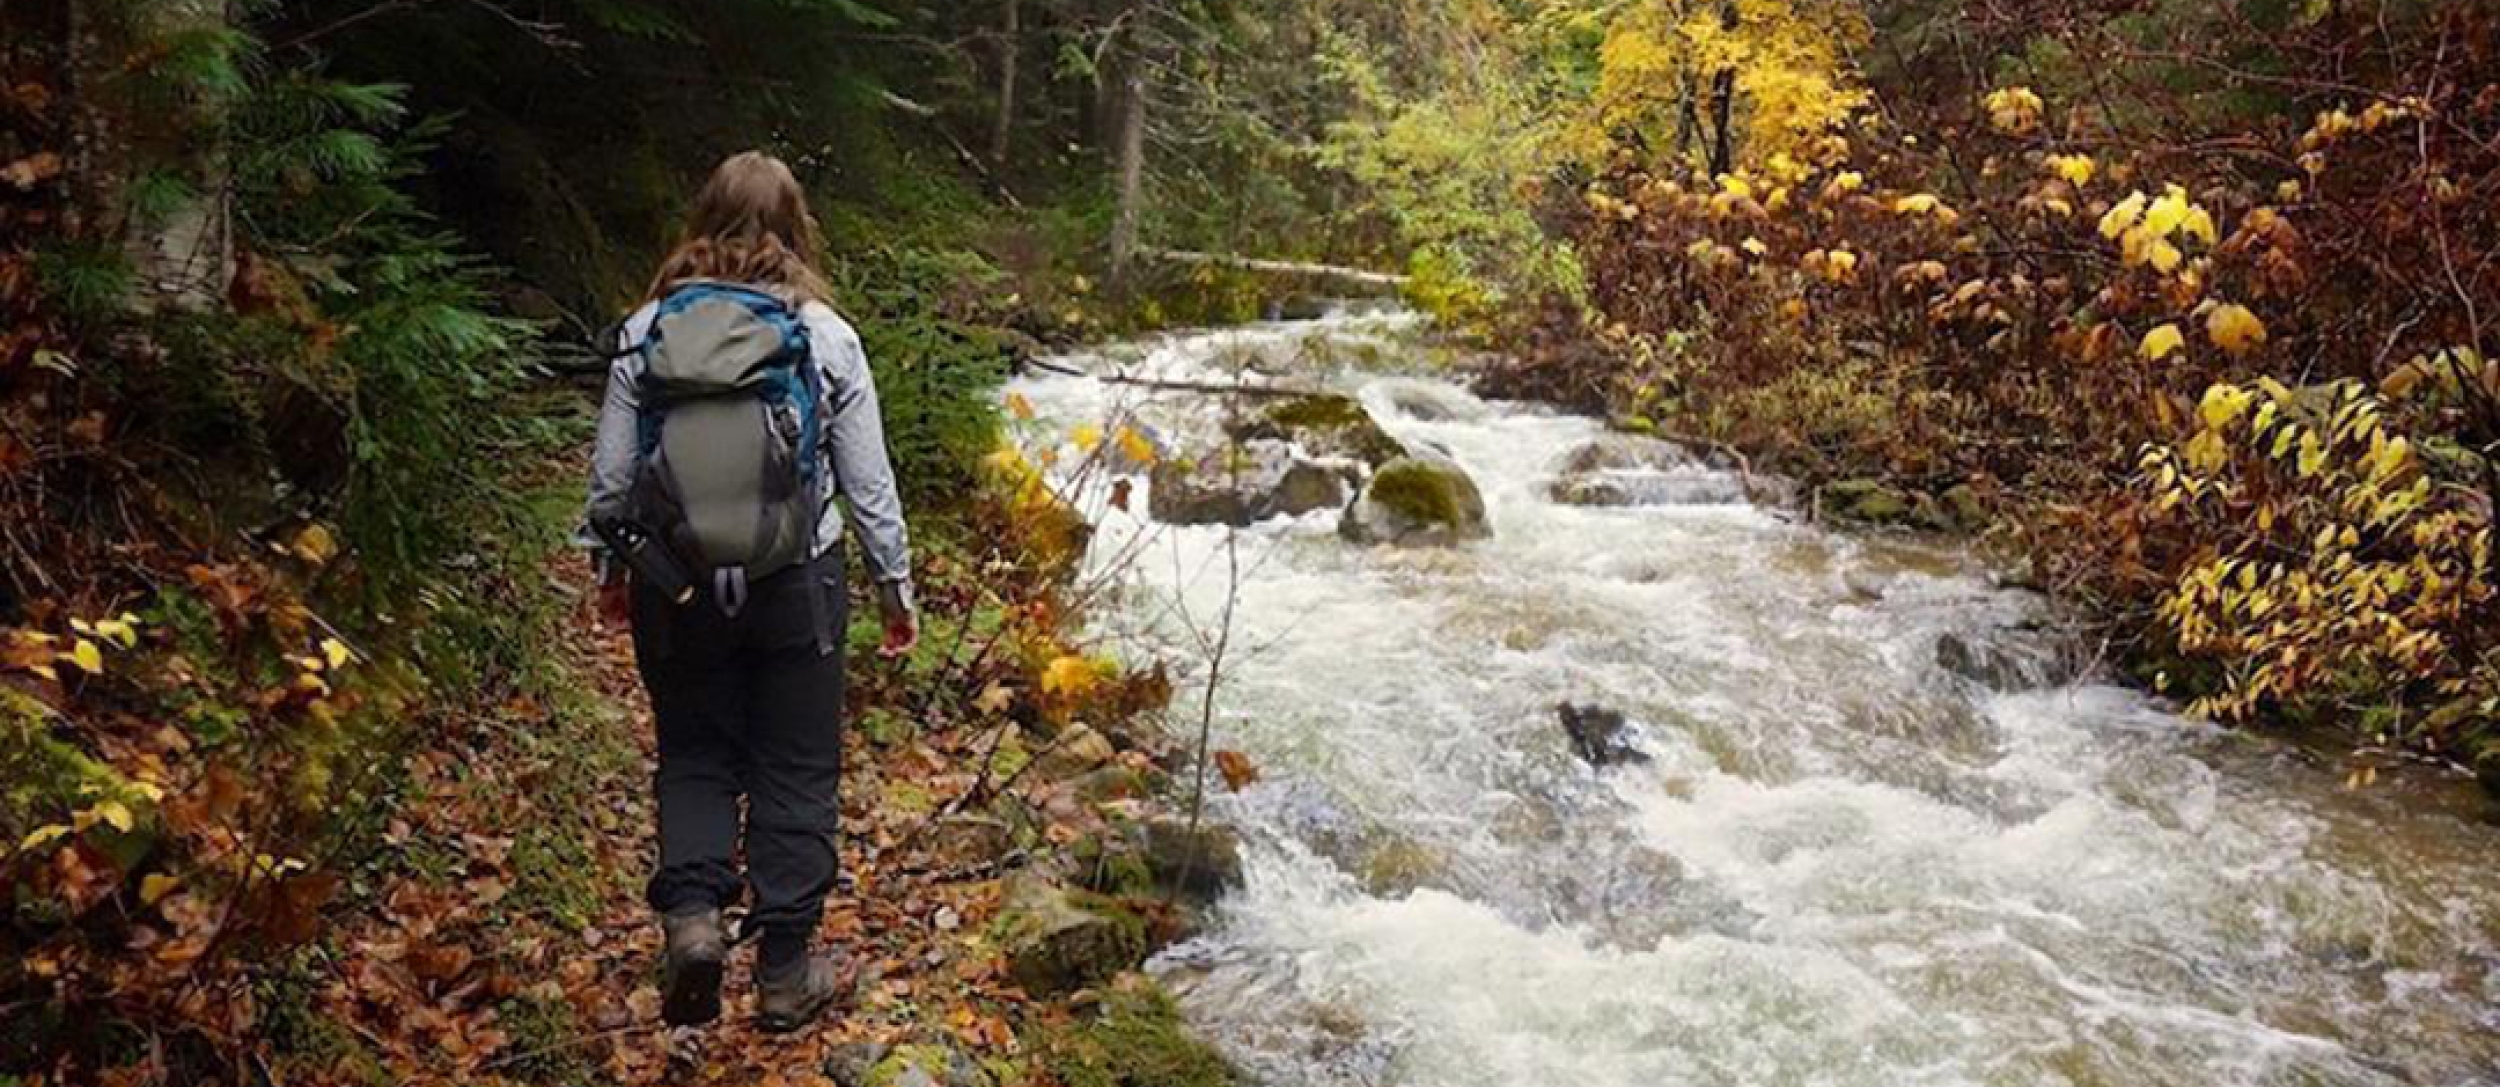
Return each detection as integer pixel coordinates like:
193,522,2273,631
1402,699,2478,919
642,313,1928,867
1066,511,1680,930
495,993,598,1087
1367,461,1469,526
866,1044,983,1087
1037,983,1234,1087
0,690,117,847
256,947,388,1086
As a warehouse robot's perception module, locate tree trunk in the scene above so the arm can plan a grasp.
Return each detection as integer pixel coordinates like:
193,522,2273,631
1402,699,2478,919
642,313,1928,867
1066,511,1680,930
1707,65,1736,177
1675,72,1701,171
68,0,233,312
1108,61,1147,274
990,0,1020,167
1706,0,1739,178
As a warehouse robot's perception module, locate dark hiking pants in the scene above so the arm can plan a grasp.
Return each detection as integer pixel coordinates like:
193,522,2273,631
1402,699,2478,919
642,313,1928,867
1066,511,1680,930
631,553,847,968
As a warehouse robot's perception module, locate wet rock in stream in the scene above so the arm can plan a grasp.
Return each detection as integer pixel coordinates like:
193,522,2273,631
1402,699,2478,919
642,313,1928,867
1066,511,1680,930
1150,439,1362,527
1558,702,1652,768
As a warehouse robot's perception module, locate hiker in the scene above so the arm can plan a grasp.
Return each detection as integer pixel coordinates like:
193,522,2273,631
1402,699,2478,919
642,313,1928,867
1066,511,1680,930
583,151,918,1032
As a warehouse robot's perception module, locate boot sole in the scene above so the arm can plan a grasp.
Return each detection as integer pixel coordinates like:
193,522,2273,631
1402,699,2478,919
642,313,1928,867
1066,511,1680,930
661,950,725,1027
756,988,838,1035
755,959,859,1034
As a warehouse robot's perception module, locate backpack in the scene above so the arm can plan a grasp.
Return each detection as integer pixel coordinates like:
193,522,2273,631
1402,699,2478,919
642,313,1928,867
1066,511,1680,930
627,281,825,616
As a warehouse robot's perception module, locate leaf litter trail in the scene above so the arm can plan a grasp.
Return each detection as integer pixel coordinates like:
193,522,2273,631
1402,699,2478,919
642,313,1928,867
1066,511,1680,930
335,550,1075,1087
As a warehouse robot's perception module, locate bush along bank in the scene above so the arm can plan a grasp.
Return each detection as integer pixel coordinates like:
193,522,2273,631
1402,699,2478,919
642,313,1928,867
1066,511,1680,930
1479,7,2500,793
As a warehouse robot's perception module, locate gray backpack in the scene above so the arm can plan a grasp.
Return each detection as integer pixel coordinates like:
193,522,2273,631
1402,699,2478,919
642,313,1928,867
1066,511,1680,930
628,281,824,616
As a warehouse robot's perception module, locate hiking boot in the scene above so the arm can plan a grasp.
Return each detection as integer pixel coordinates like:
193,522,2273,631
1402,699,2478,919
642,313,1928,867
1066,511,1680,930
659,907,727,1026
755,950,855,1034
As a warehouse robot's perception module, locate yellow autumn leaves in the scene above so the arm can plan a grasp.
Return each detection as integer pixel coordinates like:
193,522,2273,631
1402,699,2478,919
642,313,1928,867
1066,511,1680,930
2138,304,2271,364
2099,184,2217,275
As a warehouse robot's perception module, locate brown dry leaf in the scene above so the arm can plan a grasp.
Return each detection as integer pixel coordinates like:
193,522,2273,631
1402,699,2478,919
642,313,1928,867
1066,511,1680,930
1214,749,1260,792
973,683,1016,715
1,151,62,190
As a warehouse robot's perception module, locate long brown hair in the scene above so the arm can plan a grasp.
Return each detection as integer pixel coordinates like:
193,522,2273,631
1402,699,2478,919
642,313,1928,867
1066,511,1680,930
646,151,833,304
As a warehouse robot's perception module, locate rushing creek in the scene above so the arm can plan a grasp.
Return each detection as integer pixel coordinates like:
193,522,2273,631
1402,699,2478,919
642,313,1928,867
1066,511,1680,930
1005,312,2500,1087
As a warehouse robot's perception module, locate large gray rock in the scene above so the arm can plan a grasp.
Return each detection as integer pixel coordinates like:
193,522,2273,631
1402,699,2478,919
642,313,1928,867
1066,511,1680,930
1339,455,1491,547
1149,439,1360,527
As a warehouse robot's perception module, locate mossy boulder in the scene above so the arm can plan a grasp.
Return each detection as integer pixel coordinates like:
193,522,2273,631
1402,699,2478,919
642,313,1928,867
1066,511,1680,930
1035,980,1235,1087
1231,393,1407,468
1821,479,1915,525
1360,838,1446,898
865,1044,993,1087
1031,723,1118,782
1340,456,1491,546
1076,816,1245,904
994,874,1150,997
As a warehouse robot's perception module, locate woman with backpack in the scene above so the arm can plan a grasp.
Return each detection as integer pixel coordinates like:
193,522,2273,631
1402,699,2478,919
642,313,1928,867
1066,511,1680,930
584,151,918,1032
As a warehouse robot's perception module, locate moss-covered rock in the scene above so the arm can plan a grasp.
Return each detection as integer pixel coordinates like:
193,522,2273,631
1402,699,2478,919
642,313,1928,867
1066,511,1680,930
1360,838,1446,898
861,1043,993,1087
1035,980,1235,1087
1821,479,1914,525
1340,456,1491,546
1076,816,1244,904
1232,393,1407,468
993,874,1150,997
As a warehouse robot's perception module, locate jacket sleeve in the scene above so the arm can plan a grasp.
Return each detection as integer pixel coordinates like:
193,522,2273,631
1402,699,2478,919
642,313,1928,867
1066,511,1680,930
580,306,658,580
808,306,914,602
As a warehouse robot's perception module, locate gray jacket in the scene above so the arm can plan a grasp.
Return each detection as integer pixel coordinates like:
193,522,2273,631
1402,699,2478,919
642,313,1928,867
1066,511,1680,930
585,298,913,610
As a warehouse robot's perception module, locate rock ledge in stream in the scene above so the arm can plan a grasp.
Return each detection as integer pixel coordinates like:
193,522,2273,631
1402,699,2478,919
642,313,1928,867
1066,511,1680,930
1149,439,1360,527
1339,455,1491,546
1550,435,1776,508
1229,393,1407,468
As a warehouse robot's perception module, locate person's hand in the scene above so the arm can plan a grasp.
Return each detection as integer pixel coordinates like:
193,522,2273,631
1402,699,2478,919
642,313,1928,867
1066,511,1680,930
878,606,919,660
596,580,632,628
875,581,918,660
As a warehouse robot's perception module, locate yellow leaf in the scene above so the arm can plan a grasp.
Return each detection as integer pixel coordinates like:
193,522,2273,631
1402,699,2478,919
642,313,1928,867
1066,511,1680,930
2140,324,2187,361
92,616,139,649
2181,206,2218,246
2142,185,2192,237
2199,384,2254,430
1114,427,1157,467
2206,304,2268,356
1070,424,1104,453
1004,392,1036,421
140,873,181,906
2099,192,2148,240
93,799,133,834
290,523,339,566
2147,239,2184,274
64,639,103,675
321,638,354,670
1039,654,1100,699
